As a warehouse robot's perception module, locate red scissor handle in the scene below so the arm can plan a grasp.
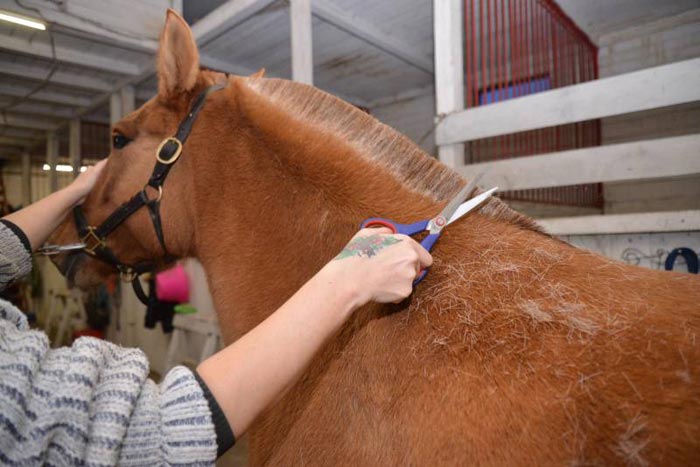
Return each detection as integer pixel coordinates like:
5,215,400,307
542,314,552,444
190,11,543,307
361,219,398,233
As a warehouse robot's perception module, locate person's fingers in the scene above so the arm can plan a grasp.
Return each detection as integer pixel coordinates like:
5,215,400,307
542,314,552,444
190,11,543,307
406,238,433,268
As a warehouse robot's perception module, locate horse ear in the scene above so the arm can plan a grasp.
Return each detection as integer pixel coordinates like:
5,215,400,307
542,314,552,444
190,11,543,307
157,8,199,98
250,68,266,78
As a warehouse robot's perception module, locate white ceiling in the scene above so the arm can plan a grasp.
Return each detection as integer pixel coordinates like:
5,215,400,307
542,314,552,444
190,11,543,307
1,0,699,158
556,0,700,41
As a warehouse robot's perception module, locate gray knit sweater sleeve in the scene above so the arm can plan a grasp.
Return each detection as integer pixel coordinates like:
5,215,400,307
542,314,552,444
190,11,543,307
0,223,217,466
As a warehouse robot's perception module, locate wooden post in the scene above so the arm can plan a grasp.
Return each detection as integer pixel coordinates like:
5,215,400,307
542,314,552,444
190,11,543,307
46,130,59,193
433,0,465,167
290,0,313,84
121,85,135,116
21,151,31,207
109,92,122,130
69,118,81,177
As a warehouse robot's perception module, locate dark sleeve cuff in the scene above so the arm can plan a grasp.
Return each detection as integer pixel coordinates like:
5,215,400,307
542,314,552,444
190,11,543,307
194,370,235,457
0,219,32,253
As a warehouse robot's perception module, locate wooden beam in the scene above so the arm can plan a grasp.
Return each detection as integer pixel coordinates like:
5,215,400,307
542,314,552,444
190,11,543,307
433,0,464,167
121,86,135,115
191,0,277,45
0,113,60,131
199,55,254,77
21,151,31,206
0,136,36,147
459,134,700,190
110,93,122,129
437,57,700,145
0,59,115,93
46,131,59,193
313,0,433,74
69,119,81,176
1,82,93,107
0,101,77,120
0,33,142,76
539,210,700,235
290,0,313,85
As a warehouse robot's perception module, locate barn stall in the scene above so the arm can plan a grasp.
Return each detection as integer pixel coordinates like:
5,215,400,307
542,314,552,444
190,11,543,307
0,0,698,465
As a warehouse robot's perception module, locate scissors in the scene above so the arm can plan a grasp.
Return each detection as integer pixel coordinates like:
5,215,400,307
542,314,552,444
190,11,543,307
36,243,86,256
360,177,498,285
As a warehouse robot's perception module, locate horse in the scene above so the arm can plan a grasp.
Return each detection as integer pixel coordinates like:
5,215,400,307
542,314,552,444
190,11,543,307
50,9,700,466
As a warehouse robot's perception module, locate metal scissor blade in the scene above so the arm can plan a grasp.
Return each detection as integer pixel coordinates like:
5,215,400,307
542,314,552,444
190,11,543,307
436,173,485,222
447,187,498,225
36,243,86,256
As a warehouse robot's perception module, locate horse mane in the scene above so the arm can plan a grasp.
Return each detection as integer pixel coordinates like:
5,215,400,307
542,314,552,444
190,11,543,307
242,77,542,233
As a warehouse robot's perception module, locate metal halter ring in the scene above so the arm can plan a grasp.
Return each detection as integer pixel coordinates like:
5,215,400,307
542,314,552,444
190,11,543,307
155,137,183,165
119,267,137,283
142,184,163,203
81,226,106,255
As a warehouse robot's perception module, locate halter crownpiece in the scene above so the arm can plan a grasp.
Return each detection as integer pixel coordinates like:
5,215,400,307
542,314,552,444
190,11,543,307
72,83,226,306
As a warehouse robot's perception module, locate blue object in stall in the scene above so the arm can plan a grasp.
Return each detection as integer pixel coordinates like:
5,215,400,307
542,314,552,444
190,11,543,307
664,247,699,274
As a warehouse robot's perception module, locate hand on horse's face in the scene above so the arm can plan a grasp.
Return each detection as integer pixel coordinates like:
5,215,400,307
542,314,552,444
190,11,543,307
326,227,433,306
66,159,108,205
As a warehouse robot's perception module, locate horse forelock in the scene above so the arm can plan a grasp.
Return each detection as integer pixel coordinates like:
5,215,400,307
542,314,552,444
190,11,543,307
241,77,542,233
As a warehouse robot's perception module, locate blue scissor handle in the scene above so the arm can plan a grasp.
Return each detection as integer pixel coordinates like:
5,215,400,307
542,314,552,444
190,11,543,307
360,218,440,286
360,217,429,236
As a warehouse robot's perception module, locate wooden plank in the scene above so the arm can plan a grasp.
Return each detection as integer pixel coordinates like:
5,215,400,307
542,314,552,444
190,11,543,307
436,57,700,145
0,113,60,131
458,134,700,190
7,102,75,119
313,0,433,74
290,0,313,85
69,119,81,176
433,0,464,167
0,33,141,76
538,210,700,235
0,60,115,93
110,93,122,129
21,151,32,206
0,136,36,147
121,86,135,115
1,83,92,107
46,131,59,193
191,0,276,45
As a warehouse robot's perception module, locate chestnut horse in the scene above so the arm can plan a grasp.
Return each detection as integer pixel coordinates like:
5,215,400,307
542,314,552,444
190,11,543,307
51,10,700,466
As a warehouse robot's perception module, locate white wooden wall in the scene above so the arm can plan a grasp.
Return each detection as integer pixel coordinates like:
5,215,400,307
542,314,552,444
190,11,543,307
564,232,700,274
370,91,437,156
598,8,700,214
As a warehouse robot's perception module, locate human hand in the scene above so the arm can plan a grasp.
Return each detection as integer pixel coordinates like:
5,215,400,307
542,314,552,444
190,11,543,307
325,227,433,306
66,159,108,205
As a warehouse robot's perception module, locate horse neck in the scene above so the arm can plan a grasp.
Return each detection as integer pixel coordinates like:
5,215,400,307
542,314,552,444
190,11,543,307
189,99,438,343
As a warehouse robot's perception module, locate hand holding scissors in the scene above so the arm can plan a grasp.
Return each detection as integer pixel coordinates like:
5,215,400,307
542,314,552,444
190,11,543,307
361,177,498,285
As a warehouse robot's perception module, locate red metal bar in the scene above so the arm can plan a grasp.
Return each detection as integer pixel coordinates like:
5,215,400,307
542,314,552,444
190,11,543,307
465,0,471,107
471,0,478,108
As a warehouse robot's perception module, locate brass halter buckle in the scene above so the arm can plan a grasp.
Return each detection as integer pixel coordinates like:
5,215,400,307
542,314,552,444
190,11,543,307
155,137,183,165
81,226,106,255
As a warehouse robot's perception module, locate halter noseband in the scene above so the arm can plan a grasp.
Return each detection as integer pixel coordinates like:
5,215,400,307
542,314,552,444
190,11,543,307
73,83,225,306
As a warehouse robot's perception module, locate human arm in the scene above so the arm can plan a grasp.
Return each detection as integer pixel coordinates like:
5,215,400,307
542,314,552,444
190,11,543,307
196,228,432,440
0,306,217,466
2,159,106,251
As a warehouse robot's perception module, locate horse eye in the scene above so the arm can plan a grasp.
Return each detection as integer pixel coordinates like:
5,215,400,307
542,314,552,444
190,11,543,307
112,134,131,149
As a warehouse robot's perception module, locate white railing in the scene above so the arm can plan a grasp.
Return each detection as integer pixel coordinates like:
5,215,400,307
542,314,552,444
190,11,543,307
432,1,700,235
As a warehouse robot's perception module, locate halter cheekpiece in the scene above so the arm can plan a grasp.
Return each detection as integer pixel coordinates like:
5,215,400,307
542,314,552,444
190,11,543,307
73,83,225,306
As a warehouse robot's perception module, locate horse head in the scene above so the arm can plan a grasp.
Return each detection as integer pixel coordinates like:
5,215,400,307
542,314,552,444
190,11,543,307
50,10,229,288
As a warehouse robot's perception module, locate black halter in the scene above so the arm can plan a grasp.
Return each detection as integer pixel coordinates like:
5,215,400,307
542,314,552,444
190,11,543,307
73,84,225,306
